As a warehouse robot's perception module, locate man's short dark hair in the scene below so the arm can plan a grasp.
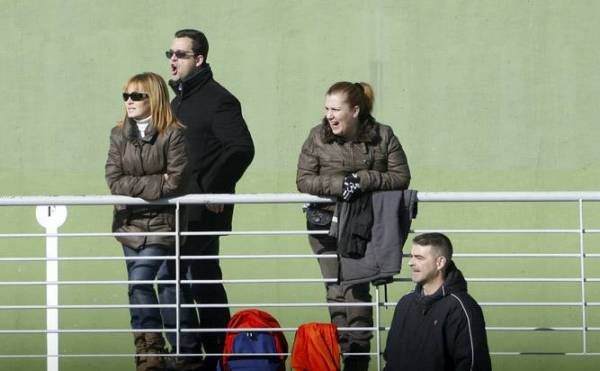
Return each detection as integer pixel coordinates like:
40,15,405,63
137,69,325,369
175,29,209,60
413,232,453,261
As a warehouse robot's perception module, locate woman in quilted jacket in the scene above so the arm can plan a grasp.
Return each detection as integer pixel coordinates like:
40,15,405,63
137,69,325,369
105,72,195,371
296,81,411,371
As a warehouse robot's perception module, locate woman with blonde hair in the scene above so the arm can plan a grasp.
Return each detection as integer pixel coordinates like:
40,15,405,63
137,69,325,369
105,72,199,370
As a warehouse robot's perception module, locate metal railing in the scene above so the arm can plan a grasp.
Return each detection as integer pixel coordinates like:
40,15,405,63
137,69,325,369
1,191,600,370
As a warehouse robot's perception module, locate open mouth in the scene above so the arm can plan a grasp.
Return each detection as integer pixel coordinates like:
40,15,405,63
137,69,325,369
170,64,177,76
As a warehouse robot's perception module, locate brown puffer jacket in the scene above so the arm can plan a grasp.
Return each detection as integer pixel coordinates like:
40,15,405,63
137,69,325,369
105,120,188,249
296,120,411,200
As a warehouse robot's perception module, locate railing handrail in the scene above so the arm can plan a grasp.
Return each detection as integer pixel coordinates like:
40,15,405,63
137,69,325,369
0,193,332,206
1,191,600,206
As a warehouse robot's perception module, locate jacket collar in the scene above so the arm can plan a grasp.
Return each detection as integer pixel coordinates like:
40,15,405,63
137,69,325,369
169,63,213,98
124,119,158,144
414,261,468,314
320,116,380,144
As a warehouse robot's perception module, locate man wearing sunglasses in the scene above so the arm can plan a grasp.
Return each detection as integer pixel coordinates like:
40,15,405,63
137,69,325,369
159,28,255,371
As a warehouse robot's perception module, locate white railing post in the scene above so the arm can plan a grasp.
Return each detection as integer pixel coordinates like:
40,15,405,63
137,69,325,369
578,199,587,353
175,201,181,355
374,286,381,371
36,205,68,371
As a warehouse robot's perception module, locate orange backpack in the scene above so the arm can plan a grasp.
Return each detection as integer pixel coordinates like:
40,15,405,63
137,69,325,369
291,322,341,371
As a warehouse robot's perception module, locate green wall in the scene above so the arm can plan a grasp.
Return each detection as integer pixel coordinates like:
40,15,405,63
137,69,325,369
1,1,600,370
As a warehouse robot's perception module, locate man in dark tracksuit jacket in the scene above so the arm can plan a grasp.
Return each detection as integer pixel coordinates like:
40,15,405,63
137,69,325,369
159,29,254,370
384,233,491,371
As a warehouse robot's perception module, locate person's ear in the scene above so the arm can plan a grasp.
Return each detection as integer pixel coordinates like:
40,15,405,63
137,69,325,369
195,54,204,68
436,256,447,272
352,105,360,119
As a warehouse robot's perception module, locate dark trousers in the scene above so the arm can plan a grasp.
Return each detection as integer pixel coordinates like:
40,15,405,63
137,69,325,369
157,259,201,354
158,225,230,367
308,235,373,358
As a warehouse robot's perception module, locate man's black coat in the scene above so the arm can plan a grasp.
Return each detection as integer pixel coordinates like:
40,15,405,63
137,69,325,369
384,261,492,371
170,64,254,231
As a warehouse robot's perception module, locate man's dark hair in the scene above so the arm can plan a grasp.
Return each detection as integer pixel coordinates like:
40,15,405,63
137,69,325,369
413,232,453,261
175,29,209,61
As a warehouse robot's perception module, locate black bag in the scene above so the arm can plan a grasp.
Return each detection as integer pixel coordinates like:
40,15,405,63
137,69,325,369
304,204,333,230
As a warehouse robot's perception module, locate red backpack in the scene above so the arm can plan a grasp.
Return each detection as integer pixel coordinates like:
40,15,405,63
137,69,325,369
219,309,288,371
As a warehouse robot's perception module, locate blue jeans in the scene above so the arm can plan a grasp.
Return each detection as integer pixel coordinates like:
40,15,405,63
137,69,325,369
122,245,165,330
123,245,200,353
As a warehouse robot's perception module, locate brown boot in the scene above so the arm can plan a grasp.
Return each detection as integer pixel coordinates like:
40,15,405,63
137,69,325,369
135,332,166,371
133,333,146,369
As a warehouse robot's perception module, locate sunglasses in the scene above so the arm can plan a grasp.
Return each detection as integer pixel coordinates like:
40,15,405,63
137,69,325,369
122,92,149,102
165,50,196,59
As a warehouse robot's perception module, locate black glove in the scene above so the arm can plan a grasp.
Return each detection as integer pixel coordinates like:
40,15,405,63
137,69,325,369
342,173,361,201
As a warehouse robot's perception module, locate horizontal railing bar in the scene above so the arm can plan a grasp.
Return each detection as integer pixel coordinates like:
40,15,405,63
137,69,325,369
2,229,584,238
0,253,588,262
0,256,177,262
416,191,600,202
0,254,337,262
0,193,335,206
0,254,584,261
479,302,583,307
414,229,579,234
0,304,175,310
382,302,585,307
5,351,600,359
0,232,175,238
490,352,600,356
466,278,581,282
7,230,600,239
393,277,587,283
0,230,327,239
4,326,594,334
6,229,600,238
0,302,376,310
4,191,600,206
181,326,375,333
453,253,580,258
183,230,327,236
0,330,194,335
0,326,375,334
4,277,596,286
0,351,376,358
486,327,584,331
5,301,598,310
0,278,337,286
380,326,592,332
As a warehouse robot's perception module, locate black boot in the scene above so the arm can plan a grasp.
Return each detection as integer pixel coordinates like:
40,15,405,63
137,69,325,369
343,356,370,371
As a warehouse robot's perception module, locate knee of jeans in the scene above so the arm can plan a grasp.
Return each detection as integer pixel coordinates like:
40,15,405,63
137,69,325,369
157,282,174,296
156,263,170,280
129,283,155,297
